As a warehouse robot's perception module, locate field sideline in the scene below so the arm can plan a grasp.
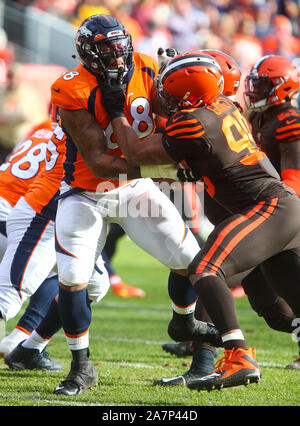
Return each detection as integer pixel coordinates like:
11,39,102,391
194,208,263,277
0,236,299,407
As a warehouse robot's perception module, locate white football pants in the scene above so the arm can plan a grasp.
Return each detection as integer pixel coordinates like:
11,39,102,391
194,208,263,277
56,178,200,287
0,197,110,321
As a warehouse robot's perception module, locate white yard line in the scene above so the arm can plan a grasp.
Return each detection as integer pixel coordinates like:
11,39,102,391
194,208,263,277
0,392,111,406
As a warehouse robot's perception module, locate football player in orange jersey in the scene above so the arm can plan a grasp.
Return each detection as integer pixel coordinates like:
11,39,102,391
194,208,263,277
0,104,112,371
100,50,300,391
0,113,60,364
50,15,220,396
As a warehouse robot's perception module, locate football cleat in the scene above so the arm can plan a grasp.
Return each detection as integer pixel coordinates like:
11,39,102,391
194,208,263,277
285,355,300,370
187,347,261,391
153,366,212,387
168,318,223,347
5,342,62,371
111,281,146,298
162,341,193,357
54,359,98,396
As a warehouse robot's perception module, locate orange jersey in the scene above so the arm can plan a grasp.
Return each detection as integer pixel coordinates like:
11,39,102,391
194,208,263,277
51,52,158,192
24,127,66,220
0,120,53,207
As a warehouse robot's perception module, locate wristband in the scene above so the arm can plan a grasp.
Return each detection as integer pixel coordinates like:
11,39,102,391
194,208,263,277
109,111,126,120
177,168,201,182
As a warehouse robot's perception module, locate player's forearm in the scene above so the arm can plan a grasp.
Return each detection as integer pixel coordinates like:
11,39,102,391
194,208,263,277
111,117,172,165
111,116,140,164
85,153,141,179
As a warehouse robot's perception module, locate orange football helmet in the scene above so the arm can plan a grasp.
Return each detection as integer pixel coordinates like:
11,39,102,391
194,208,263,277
201,49,241,97
157,52,224,115
244,55,300,111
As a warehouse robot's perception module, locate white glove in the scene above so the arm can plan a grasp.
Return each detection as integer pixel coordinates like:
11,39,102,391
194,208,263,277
140,164,178,179
157,47,179,69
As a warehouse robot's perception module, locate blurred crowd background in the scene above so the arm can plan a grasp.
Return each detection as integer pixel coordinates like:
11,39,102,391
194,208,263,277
7,0,300,63
0,0,299,159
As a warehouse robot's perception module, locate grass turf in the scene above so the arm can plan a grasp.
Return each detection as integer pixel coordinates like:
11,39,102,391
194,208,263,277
0,236,299,407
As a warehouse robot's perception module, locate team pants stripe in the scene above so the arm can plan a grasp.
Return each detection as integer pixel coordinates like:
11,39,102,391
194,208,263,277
196,198,278,275
10,214,51,299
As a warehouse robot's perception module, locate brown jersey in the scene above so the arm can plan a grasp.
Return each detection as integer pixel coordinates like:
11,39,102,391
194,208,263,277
162,95,286,213
249,102,300,174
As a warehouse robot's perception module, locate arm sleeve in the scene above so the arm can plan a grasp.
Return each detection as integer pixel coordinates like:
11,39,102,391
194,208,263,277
161,111,206,162
50,70,89,111
275,109,300,143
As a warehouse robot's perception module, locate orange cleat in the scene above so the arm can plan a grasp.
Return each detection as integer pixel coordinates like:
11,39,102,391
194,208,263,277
188,347,261,391
111,281,146,298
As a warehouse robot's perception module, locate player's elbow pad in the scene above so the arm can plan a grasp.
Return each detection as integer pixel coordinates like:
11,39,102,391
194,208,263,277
281,169,300,197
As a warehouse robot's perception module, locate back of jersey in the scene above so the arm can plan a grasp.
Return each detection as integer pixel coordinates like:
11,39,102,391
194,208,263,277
0,121,53,207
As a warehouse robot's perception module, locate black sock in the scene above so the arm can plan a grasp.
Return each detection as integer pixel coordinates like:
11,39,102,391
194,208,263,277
172,311,195,325
193,275,247,350
71,348,90,363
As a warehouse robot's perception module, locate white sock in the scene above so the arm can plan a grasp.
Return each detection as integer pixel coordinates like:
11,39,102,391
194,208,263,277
21,329,50,352
110,274,122,285
222,330,245,343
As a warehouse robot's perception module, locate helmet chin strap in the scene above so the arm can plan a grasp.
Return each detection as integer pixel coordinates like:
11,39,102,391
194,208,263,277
107,65,125,84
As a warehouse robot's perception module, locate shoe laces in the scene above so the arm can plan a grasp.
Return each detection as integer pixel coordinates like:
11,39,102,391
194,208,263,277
213,349,234,373
213,348,256,373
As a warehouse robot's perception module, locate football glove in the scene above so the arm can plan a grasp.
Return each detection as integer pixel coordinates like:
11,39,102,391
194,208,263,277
177,168,201,182
98,68,127,120
157,47,179,69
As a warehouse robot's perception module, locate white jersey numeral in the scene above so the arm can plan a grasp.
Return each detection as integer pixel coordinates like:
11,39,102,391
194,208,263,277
105,97,154,150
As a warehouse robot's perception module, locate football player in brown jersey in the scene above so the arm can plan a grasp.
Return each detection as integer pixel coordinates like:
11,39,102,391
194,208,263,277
243,55,300,370
161,52,300,377
159,49,243,384
100,51,300,391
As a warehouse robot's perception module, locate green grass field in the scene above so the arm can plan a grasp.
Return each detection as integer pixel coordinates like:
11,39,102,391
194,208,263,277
0,236,299,407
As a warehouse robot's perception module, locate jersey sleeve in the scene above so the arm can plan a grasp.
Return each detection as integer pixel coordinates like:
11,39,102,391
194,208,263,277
50,67,90,111
135,52,159,80
161,111,206,162
275,108,300,143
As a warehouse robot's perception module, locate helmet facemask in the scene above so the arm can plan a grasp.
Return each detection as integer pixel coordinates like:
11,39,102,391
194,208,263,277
244,74,275,111
76,32,133,81
157,76,193,115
